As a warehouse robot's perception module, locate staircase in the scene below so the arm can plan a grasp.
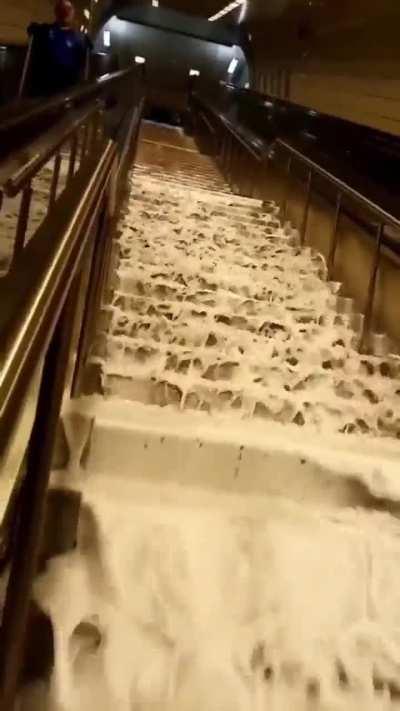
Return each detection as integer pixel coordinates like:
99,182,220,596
23,123,400,711
93,163,399,439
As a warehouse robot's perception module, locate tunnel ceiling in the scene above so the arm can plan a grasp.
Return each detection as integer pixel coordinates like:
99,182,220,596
100,0,242,24
155,0,228,18
99,0,399,29
94,0,400,58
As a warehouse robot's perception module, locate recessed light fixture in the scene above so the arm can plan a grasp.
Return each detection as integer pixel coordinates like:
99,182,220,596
209,0,244,22
189,69,200,76
103,30,111,47
135,56,146,64
227,57,239,75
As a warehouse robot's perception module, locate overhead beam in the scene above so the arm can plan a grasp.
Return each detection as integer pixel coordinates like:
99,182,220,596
115,4,240,47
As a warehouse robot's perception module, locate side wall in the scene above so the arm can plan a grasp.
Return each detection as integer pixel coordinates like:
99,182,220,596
249,2,400,136
95,17,247,112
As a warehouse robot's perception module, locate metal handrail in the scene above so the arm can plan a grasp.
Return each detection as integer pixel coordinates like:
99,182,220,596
0,103,100,196
193,94,266,161
0,71,145,708
195,94,400,234
0,66,141,269
192,95,400,352
0,67,138,135
0,140,116,428
276,139,400,233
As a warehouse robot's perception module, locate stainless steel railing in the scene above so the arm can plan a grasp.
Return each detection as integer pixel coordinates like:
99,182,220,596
192,94,400,354
274,139,400,351
0,68,145,710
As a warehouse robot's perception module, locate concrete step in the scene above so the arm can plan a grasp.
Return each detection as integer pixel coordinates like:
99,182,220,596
91,169,400,439
82,397,399,501
131,172,255,203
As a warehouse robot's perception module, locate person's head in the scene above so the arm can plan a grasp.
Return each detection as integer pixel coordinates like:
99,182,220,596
54,0,75,27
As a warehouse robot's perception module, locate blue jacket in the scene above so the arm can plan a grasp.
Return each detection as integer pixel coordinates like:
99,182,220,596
27,23,92,96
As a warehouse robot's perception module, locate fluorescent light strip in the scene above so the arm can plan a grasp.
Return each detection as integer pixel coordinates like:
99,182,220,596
103,30,111,47
227,57,238,74
208,0,244,21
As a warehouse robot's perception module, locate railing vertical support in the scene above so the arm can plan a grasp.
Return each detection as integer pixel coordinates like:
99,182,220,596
300,169,313,246
48,151,62,210
327,192,342,279
0,282,79,711
282,155,292,221
12,182,33,265
359,222,384,353
79,121,89,165
67,133,78,184
226,134,233,184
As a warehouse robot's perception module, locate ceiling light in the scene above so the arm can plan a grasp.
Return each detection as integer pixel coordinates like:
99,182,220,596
209,0,244,21
152,0,159,5
189,69,200,76
80,25,84,32
227,57,239,74
103,30,111,47
83,8,90,19
135,56,146,64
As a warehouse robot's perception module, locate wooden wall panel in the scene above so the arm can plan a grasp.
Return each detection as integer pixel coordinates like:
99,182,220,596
0,1,52,45
249,1,400,135
289,71,400,135
0,0,88,46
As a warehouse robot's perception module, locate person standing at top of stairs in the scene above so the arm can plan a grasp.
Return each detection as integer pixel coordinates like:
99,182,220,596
26,0,92,98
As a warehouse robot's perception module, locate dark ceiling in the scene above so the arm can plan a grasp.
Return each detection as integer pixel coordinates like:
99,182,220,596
139,0,400,24
102,0,244,23
94,0,400,63
157,0,225,18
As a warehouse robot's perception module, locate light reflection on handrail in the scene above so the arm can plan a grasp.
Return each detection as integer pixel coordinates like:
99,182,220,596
276,139,400,233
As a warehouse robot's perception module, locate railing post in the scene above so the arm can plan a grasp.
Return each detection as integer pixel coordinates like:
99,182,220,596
71,156,118,397
220,132,227,169
300,169,313,246
0,280,79,711
48,151,62,210
226,134,233,184
12,182,33,265
79,120,89,165
359,222,384,353
282,154,292,221
231,142,238,193
67,133,78,184
327,192,342,279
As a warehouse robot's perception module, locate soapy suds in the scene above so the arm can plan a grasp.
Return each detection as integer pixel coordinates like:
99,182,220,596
93,169,400,439
20,471,400,710
19,146,400,709
0,157,69,274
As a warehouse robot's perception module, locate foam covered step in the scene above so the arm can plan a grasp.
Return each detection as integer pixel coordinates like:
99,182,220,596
92,171,400,439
